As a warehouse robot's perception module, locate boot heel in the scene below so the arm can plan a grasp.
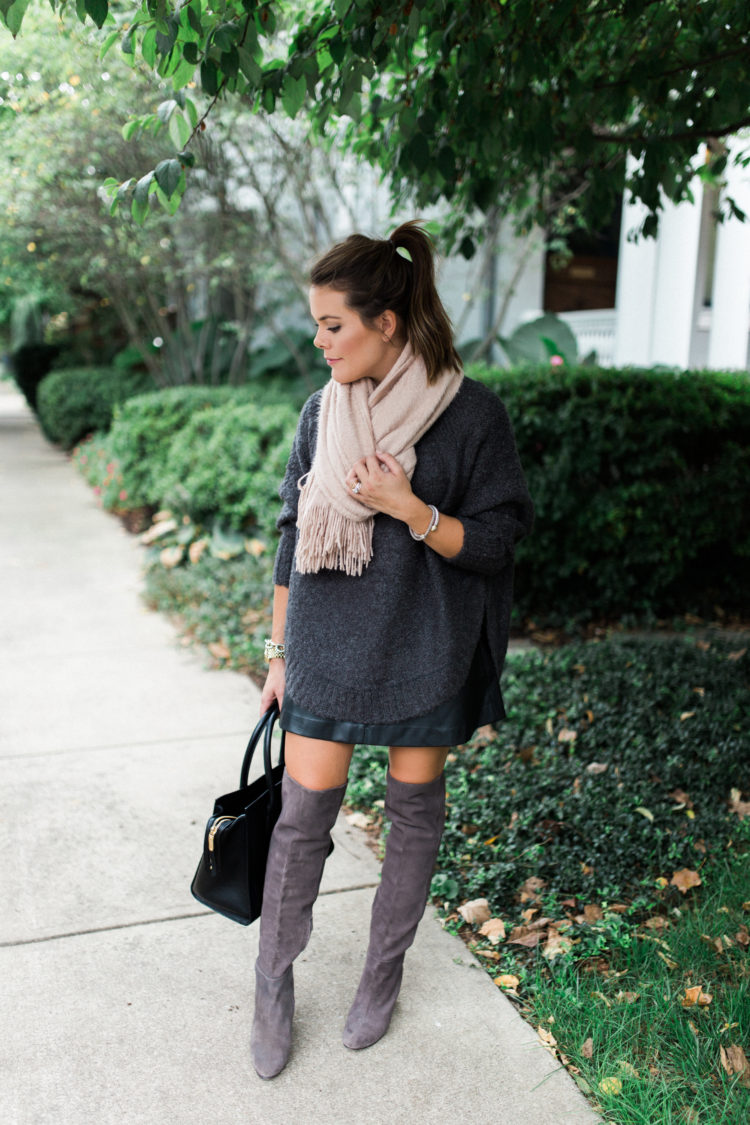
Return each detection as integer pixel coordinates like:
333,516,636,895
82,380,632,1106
251,963,295,1079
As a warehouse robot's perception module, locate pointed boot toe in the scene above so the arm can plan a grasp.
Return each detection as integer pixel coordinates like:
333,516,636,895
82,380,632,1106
342,957,404,1050
251,963,295,1079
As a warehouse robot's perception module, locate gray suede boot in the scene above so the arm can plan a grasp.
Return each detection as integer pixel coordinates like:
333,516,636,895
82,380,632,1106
343,770,446,1050
251,770,346,1079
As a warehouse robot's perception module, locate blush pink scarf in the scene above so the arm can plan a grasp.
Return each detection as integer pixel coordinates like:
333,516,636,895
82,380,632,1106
295,343,463,576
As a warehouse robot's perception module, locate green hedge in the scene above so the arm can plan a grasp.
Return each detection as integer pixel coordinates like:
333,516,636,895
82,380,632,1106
468,364,750,621
159,399,297,537
107,386,256,509
36,366,154,449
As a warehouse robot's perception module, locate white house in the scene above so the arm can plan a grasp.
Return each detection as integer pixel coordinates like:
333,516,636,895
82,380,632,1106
442,143,750,372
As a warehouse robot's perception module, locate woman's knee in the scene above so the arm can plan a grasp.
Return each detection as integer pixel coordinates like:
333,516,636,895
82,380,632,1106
388,746,449,785
284,733,354,790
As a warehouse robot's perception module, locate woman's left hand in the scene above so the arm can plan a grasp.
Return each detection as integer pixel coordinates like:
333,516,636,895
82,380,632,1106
345,451,414,521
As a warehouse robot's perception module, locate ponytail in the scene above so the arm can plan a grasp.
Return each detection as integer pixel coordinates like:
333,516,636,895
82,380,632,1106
309,220,461,383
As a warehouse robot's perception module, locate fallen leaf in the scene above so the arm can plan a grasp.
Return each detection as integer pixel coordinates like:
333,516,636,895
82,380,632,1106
581,1036,594,1058
655,876,669,888
680,711,695,721
580,862,594,876
584,904,604,923
635,806,655,822
478,917,506,943
244,537,266,557
681,985,713,1008
521,907,539,923
688,1020,700,1036
598,1076,623,1095
609,903,628,913
495,973,520,990
669,788,694,808
558,728,577,743
542,927,574,960
537,1026,557,1049
188,537,210,563
585,761,608,775
590,990,612,1007
617,1060,639,1078
720,1044,750,1087
729,788,750,818
159,545,184,569
458,898,491,925
680,1108,700,1124
645,915,670,931
671,868,702,894
518,876,546,902
657,950,679,969
207,639,230,660
728,648,746,661
141,518,178,544
507,926,543,948
735,924,749,948
616,990,640,1004
475,949,500,960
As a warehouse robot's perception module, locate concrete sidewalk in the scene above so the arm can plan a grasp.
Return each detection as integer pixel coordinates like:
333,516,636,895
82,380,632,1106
0,379,599,1125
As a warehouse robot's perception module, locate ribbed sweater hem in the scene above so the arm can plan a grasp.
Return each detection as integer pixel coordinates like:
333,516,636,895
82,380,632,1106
285,655,471,726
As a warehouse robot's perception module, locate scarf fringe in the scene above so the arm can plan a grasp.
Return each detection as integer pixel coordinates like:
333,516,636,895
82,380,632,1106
295,501,373,577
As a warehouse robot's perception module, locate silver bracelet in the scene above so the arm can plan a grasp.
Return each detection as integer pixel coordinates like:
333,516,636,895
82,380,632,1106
264,639,286,661
409,504,440,541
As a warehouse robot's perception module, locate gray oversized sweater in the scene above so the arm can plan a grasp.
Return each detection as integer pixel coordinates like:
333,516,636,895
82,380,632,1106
272,376,533,724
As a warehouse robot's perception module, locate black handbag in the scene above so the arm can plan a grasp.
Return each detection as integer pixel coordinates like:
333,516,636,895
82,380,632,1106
191,704,286,925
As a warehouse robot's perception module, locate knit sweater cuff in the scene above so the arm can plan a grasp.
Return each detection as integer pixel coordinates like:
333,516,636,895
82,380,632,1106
272,532,295,587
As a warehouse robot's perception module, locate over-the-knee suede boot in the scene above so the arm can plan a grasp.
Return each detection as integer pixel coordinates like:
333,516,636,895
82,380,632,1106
343,770,446,1050
251,771,346,1079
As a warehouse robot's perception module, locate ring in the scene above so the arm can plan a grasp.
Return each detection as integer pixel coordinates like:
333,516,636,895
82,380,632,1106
352,481,362,494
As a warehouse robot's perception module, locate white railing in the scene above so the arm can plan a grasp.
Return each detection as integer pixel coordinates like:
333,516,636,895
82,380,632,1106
558,309,618,366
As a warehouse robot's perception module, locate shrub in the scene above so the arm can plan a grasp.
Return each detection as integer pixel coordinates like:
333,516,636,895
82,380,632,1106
347,636,750,914
107,386,256,510
36,366,154,449
468,364,750,621
159,399,298,536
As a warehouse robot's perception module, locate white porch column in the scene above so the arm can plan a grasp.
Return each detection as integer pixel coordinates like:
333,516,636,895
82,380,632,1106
708,154,750,370
648,192,704,368
614,193,658,365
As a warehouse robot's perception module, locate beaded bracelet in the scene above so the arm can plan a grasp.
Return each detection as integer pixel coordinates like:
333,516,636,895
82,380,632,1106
409,504,440,541
264,639,286,661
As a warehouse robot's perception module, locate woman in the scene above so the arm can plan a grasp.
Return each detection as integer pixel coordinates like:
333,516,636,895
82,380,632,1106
254,220,533,1079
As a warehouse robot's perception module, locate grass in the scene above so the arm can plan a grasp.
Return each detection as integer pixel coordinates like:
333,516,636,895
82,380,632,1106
522,853,750,1123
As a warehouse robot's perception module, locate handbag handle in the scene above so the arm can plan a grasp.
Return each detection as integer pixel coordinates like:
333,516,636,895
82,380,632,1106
239,703,286,791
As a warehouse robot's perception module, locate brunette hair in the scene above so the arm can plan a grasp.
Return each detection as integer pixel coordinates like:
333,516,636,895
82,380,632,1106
309,220,461,383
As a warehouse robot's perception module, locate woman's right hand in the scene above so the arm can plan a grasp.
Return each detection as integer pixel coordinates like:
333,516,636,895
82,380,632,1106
260,659,286,716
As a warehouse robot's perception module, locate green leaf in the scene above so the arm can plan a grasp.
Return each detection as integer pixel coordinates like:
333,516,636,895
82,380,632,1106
121,119,141,142
169,111,191,148
2,0,32,37
134,171,155,205
142,27,158,68
281,74,306,118
131,194,149,226
99,28,120,59
333,0,350,18
121,26,136,56
84,0,108,29
182,42,199,65
157,99,178,125
200,58,220,96
154,158,182,198
213,21,237,53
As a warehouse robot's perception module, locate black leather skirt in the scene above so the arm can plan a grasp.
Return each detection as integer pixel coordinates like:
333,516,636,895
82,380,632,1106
279,631,504,748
